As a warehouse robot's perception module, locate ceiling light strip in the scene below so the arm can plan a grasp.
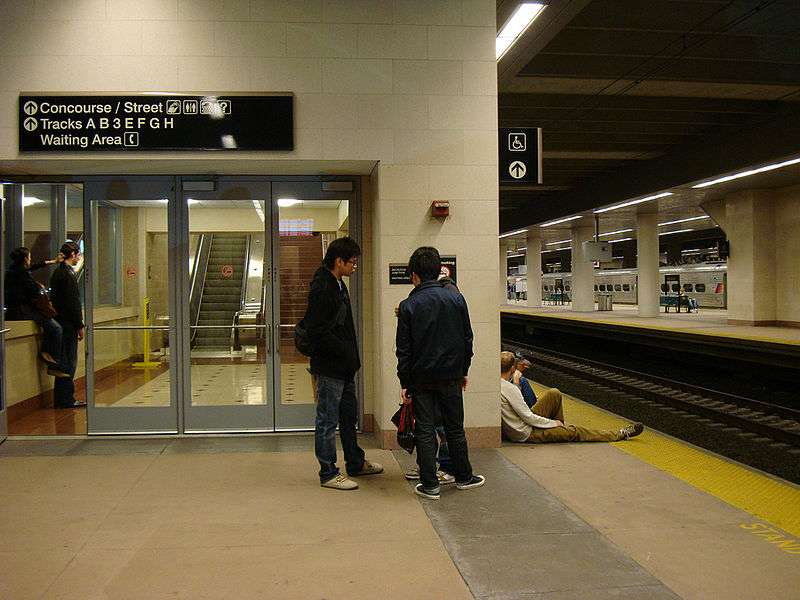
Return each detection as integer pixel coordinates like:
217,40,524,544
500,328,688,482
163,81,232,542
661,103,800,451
593,192,673,214
496,3,546,61
658,215,710,226
658,228,694,236
692,156,800,188
499,228,528,239
540,215,582,227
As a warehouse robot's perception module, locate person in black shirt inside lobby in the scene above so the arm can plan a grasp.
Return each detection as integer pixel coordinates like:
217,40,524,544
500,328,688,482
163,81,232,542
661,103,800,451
396,246,485,500
49,241,86,408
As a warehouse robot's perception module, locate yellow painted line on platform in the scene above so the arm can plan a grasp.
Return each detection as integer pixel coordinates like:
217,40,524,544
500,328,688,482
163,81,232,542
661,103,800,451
531,382,800,538
502,308,800,346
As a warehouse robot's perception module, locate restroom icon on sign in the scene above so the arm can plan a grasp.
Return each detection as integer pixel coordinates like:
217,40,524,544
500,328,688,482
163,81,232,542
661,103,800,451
183,100,198,114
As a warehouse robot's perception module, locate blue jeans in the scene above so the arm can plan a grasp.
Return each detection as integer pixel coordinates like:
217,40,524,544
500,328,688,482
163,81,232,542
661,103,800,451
314,374,365,483
38,316,66,370
53,322,78,406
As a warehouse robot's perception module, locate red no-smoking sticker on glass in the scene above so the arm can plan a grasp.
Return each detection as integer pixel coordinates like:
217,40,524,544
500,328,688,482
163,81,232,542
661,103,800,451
221,265,234,278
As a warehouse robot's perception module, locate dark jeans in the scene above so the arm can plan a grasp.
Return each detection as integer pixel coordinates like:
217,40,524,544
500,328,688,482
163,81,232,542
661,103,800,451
413,382,473,490
53,322,78,406
314,374,365,483
519,377,537,409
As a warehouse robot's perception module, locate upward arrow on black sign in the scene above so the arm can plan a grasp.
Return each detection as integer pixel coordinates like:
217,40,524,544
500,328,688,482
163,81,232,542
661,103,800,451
510,162,525,178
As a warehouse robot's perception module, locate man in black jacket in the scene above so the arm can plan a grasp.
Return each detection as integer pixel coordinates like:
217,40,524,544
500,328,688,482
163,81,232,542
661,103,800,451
306,237,382,490
49,241,86,408
396,247,485,500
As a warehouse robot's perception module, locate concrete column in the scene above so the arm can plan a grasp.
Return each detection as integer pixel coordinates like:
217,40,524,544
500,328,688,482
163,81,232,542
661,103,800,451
724,190,776,325
526,231,542,307
636,212,660,317
499,240,509,304
570,224,595,311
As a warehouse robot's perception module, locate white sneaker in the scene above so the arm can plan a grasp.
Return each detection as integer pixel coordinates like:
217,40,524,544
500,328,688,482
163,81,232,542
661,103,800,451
321,474,358,490
404,469,455,485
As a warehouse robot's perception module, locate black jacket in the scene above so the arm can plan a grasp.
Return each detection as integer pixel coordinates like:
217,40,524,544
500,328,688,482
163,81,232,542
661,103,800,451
50,263,84,328
396,280,474,389
305,265,360,379
4,261,48,320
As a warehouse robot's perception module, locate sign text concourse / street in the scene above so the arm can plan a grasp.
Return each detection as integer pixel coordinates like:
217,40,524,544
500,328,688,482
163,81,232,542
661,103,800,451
19,94,293,152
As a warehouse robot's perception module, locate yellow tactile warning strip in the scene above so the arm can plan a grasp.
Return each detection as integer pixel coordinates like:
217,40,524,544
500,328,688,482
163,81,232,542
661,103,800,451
502,308,800,346
531,382,800,538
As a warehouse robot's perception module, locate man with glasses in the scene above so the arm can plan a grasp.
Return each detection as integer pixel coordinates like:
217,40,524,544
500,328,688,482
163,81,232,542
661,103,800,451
49,241,86,409
305,236,382,490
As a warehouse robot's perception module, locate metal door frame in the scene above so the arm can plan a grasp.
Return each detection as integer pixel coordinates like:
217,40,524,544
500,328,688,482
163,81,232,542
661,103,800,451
0,188,7,440
179,178,275,433
84,177,179,434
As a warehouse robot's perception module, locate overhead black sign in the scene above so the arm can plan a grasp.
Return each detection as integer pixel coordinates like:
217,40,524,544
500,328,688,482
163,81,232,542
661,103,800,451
389,256,457,285
499,127,542,184
19,94,293,152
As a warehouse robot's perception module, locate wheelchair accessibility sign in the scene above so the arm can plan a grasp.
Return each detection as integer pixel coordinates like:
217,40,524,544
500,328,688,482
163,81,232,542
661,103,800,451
508,132,526,151
499,127,542,184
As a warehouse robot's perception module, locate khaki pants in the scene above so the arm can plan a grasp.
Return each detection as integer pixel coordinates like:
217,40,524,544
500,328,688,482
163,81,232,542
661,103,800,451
526,388,623,443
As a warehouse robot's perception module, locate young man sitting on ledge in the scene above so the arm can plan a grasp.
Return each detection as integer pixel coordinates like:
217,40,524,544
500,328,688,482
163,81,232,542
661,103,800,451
500,351,643,443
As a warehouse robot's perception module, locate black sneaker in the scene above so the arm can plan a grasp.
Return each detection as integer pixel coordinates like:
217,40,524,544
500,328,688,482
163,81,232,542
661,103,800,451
456,475,485,490
620,422,644,439
414,484,440,500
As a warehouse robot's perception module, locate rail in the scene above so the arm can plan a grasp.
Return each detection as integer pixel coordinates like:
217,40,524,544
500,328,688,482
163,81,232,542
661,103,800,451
188,233,211,345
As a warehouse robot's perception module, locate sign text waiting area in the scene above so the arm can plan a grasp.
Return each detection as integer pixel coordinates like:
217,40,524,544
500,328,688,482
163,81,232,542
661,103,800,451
19,94,293,152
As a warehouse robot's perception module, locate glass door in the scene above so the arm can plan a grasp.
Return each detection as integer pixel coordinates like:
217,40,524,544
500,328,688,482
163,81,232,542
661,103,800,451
182,180,274,432
271,180,358,430
0,186,7,440
84,178,178,434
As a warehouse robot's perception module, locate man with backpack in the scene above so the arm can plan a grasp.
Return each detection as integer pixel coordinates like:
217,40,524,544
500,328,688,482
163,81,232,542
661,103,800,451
301,236,382,490
396,247,485,500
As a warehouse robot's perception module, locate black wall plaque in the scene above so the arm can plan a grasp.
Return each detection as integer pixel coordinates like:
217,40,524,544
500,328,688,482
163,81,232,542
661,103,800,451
499,127,542,184
389,256,457,285
19,94,293,152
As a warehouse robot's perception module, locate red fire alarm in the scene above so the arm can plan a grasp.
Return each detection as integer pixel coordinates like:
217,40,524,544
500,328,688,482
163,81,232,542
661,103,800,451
431,200,450,218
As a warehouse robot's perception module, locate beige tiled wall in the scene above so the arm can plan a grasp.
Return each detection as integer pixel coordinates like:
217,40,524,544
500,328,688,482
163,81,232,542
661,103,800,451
0,0,500,442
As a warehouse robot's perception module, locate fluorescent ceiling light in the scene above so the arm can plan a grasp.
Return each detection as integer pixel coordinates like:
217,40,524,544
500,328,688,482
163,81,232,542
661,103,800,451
658,215,710,227
607,237,634,243
594,192,673,214
507,247,527,253
22,196,43,206
546,239,571,246
540,215,582,228
692,156,800,188
599,228,633,237
277,198,301,207
541,247,571,253
499,228,528,239
507,253,525,258
659,228,694,236
496,3,545,60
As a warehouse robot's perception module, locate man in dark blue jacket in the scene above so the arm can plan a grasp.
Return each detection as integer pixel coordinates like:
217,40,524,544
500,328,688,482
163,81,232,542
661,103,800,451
396,247,485,500
306,237,382,490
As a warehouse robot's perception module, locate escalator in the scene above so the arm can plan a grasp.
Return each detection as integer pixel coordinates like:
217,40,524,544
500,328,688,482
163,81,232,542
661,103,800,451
193,234,248,350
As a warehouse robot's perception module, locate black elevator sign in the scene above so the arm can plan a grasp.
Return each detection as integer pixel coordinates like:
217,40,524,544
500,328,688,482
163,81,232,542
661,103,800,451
389,256,457,285
499,127,542,184
19,94,293,152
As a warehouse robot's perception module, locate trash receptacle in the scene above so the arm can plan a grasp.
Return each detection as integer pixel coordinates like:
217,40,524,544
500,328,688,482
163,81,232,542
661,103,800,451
597,293,613,311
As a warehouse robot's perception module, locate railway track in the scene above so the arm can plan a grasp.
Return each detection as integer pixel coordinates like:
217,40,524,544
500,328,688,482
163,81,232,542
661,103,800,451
503,342,800,482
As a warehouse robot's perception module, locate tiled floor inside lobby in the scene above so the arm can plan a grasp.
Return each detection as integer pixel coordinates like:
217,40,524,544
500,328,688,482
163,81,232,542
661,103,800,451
2,404,798,600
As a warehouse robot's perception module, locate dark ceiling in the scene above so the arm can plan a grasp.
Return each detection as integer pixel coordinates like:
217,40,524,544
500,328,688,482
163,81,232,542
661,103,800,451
497,0,800,232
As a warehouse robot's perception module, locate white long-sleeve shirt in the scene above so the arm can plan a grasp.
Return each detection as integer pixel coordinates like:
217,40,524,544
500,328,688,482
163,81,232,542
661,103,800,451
500,378,559,442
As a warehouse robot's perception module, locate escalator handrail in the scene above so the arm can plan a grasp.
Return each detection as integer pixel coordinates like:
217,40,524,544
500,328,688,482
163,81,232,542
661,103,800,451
189,233,212,345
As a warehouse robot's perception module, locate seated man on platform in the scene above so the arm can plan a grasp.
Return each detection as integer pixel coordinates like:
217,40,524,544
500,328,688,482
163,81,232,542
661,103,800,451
500,351,643,444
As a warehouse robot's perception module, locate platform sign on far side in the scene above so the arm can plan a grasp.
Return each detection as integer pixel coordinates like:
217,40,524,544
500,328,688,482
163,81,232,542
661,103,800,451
499,127,542,184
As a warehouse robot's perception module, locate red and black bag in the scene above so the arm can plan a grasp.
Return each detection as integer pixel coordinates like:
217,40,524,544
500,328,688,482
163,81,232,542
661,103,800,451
391,401,416,454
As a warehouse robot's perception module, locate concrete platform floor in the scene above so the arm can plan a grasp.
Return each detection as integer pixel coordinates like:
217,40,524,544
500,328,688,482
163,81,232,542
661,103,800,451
502,303,800,346
1,424,798,599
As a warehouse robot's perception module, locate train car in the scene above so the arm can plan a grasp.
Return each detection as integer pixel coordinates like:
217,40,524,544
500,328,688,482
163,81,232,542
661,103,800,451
540,263,727,308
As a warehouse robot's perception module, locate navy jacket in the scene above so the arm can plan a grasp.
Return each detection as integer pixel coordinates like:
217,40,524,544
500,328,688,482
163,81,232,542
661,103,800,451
396,280,474,389
305,265,360,380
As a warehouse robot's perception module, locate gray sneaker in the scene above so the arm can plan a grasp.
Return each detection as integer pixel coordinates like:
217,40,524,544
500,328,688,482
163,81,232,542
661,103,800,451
414,484,440,500
321,474,358,490
405,469,455,485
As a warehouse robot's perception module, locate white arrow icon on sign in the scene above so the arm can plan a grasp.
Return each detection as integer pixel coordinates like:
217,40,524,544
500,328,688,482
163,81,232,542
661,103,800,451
509,161,526,179
24,117,38,132
23,101,38,115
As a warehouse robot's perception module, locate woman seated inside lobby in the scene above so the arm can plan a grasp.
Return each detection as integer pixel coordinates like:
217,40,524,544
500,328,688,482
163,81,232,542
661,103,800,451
499,351,643,443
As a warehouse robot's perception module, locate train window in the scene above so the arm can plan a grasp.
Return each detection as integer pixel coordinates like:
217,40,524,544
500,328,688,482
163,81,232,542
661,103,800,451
622,284,630,292
695,283,706,292
614,284,622,291
594,285,598,291
565,285,571,291
599,284,606,291
660,284,668,292
671,284,680,292
683,284,693,292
